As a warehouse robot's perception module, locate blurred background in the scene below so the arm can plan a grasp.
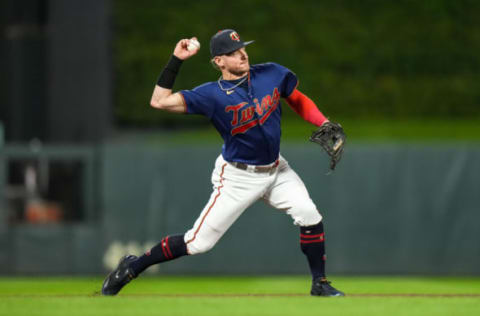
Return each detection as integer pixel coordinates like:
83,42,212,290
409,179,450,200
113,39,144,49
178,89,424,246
0,0,479,276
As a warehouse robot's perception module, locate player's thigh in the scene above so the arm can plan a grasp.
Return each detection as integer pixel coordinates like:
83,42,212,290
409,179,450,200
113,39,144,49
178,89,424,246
264,161,322,226
201,160,268,229
185,158,269,252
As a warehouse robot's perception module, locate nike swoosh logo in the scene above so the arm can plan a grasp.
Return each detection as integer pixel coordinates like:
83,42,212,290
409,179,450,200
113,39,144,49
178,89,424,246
226,90,234,95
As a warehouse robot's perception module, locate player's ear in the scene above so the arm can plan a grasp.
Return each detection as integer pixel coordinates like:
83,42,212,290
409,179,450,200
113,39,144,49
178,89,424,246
214,56,224,69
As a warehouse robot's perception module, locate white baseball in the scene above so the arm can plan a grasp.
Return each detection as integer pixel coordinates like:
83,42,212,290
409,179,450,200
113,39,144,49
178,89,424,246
187,39,200,51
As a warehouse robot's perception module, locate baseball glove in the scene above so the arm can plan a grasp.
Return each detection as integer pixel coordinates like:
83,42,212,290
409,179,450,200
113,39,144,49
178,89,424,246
309,121,346,171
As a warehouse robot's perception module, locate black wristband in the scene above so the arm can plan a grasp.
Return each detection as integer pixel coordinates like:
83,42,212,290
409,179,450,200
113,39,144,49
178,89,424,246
156,55,183,89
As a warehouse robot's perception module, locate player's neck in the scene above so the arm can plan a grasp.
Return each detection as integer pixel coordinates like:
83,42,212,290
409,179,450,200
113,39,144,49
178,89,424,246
221,70,248,81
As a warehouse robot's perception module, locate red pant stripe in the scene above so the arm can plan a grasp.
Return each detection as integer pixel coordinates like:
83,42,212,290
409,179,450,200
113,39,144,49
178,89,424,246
186,163,227,245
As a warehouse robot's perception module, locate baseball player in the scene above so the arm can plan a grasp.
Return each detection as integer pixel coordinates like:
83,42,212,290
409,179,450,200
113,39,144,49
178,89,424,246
102,29,345,297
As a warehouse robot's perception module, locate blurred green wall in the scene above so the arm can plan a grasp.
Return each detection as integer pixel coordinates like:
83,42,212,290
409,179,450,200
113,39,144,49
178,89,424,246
1,143,479,275
113,0,480,126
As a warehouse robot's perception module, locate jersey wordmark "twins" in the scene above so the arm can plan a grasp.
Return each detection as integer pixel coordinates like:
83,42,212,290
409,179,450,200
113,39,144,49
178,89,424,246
181,62,298,165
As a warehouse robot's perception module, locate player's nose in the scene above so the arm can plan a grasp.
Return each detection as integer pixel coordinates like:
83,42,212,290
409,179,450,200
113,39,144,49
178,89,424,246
238,48,248,60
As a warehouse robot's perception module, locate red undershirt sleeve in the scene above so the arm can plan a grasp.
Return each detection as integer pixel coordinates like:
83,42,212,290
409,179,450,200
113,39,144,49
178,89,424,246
285,88,328,126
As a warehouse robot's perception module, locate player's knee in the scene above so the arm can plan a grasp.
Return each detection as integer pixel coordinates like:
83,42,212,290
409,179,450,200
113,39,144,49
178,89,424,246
294,213,322,227
186,239,216,255
184,221,226,255
290,204,322,226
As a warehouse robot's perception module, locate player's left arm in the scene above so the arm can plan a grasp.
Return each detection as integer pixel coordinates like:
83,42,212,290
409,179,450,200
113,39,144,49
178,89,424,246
285,88,329,126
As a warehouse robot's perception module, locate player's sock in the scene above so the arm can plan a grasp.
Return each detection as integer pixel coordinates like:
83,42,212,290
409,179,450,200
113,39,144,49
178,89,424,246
300,221,326,280
129,234,188,276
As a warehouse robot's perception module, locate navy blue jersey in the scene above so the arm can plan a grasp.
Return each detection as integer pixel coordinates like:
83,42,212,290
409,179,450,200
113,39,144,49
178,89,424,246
180,62,298,165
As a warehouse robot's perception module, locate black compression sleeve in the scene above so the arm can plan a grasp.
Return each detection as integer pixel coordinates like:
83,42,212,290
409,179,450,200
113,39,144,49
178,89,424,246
156,55,183,89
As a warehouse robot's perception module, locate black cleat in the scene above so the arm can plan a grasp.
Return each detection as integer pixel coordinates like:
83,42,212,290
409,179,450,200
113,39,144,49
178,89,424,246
310,278,345,297
101,255,138,296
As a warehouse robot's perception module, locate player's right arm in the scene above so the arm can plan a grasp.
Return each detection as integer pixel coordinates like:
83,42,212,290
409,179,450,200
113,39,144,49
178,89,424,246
150,38,199,113
150,87,186,113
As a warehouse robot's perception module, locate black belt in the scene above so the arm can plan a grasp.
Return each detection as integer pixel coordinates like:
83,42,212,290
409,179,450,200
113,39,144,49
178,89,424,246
231,160,279,173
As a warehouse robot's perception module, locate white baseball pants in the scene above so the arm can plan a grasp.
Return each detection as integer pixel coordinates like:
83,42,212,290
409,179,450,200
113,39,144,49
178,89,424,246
184,154,322,255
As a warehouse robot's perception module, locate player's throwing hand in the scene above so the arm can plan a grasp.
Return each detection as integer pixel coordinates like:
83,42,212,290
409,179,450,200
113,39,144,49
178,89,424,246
173,37,200,60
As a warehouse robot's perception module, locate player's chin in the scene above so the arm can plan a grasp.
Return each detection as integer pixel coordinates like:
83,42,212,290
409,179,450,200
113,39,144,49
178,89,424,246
231,66,249,77
238,63,250,73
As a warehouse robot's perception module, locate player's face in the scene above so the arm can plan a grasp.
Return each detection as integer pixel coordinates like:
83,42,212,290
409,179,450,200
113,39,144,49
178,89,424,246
218,47,250,78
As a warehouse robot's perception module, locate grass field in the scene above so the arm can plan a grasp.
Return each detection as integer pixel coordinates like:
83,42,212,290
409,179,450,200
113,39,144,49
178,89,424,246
1,276,479,316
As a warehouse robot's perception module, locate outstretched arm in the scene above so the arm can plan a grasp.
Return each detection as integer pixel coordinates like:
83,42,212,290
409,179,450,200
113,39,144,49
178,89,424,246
149,37,200,113
285,88,328,126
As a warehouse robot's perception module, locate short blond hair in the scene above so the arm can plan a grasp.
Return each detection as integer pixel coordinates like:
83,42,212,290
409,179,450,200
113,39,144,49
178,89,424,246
210,58,220,71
